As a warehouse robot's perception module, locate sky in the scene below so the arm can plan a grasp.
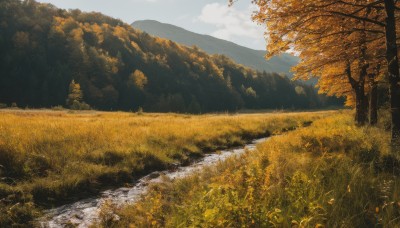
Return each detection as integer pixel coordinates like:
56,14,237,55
36,0,267,50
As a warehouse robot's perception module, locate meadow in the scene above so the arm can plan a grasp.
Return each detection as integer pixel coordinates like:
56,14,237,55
101,112,400,227
0,109,329,226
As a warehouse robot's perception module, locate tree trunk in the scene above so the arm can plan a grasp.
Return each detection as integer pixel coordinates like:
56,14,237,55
345,62,368,125
364,92,369,121
355,88,368,125
384,0,400,148
369,81,378,125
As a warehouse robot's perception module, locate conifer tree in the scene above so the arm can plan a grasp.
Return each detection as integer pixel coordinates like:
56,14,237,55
66,80,83,107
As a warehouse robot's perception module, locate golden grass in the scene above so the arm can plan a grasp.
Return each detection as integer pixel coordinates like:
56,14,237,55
106,112,400,228
0,109,330,226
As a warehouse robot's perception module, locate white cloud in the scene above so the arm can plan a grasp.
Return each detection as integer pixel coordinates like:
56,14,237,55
198,3,265,43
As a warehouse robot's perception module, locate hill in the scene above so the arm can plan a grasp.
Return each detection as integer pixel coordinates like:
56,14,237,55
132,20,299,76
0,0,338,112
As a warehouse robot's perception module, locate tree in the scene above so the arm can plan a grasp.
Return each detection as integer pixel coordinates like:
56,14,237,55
234,0,400,147
129,70,148,89
383,0,400,147
66,79,83,107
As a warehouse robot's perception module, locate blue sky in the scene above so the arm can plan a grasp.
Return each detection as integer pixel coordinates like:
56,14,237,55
36,0,267,50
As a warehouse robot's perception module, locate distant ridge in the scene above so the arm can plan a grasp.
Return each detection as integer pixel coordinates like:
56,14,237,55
132,20,299,77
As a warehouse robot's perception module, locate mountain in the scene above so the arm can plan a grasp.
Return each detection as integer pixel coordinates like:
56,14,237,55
132,20,299,76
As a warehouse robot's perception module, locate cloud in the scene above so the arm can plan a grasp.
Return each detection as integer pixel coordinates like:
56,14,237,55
198,3,264,42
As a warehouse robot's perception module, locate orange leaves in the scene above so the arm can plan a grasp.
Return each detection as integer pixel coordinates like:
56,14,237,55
113,26,129,42
251,0,387,103
129,70,148,90
86,23,104,44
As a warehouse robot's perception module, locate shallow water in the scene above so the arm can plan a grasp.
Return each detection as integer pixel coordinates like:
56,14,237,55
40,137,268,228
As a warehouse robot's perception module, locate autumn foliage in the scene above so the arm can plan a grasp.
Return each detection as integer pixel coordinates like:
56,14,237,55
230,0,400,148
0,0,341,113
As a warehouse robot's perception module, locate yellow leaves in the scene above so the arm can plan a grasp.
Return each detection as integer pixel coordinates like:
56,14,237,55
130,41,142,52
69,28,84,43
252,0,385,104
51,16,87,45
129,70,148,89
113,26,129,42
88,23,104,44
53,16,66,26
54,16,78,32
51,16,67,35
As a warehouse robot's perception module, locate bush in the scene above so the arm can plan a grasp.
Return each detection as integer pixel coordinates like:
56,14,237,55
0,103,7,109
70,100,91,110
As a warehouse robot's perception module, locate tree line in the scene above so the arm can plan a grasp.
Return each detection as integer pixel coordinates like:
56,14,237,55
0,0,341,113
232,0,400,149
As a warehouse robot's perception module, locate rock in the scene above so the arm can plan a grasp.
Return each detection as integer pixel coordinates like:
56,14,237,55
148,171,161,179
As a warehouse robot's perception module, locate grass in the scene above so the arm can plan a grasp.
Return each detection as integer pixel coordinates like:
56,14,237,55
101,111,400,228
0,109,329,226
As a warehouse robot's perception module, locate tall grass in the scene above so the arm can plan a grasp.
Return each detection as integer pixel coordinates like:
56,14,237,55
105,112,400,227
0,109,328,226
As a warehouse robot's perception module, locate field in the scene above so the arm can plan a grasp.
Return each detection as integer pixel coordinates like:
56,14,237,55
0,109,330,226
99,112,400,227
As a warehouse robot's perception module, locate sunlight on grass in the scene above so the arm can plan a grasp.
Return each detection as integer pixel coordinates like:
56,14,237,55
105,112,400,228
0,109,330,226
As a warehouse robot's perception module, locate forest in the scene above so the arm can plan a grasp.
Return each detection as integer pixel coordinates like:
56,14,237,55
0,0,340,113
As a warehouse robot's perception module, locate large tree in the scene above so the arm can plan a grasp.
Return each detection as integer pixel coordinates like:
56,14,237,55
233,0,400,148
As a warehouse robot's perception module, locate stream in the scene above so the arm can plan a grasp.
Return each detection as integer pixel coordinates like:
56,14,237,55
39,137,268,228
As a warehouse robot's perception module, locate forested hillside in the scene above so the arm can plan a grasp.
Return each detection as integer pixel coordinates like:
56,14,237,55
0,0,340,112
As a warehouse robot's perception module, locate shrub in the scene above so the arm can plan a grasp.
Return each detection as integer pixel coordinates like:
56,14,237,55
70,100,91,110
